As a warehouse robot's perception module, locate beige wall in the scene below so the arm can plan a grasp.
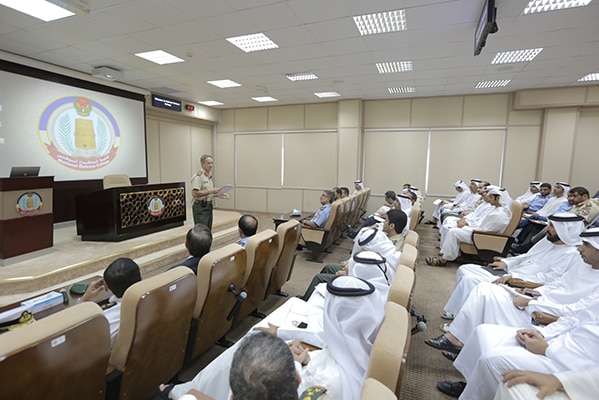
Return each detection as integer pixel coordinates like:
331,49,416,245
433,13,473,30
144,86,599,217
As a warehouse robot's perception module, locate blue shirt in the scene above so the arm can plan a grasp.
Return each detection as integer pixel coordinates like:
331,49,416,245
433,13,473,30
310,203,332,228
527,194,550,212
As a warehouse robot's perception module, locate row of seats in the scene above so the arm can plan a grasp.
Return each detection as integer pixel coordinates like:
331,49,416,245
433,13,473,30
0,219,303,400
302,188,371,262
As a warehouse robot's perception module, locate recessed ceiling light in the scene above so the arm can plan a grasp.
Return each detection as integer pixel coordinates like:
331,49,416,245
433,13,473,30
252,96,278,102
207,79,242,89
0,0,74,21
314,92,341,98
135,50,184,65
388,87,415,94
198,100,224,106
491,48,543,64
475,79,511,88
376,61,413,73
578,73,599,82
524,0,592,14
286,72,318,81
353,9,407,36
226,33,279,53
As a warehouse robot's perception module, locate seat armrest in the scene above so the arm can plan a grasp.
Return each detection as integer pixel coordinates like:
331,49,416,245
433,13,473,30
187,389,216,399
508,278,543,289
531,311,558,326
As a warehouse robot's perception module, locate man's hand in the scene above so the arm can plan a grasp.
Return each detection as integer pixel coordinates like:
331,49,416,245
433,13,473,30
502,370,563,399
456,219,468,228
81,278,106,302
493,275,512,284
253,322,279,336
488,260,507,271
516,329,548,355
289,338,310,366
513,295,531,309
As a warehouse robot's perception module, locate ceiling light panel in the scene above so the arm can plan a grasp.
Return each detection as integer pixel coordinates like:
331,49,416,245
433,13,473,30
198,101,224,106
353,9,407,36
207,79,242,88
252,96,278,102
286,72,318,81
388,87,415,94
475,79,511,88
491,48,543,64
578,73,599,82
0,0,74,21
314,92,341,98
134,50,184,65
376,61,413,73
226,33,279,53
524,0,592,14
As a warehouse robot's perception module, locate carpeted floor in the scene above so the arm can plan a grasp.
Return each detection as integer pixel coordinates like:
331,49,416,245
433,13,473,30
158,212,467,400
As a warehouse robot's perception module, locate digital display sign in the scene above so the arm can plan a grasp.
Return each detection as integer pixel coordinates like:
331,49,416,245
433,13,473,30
151,94,182,112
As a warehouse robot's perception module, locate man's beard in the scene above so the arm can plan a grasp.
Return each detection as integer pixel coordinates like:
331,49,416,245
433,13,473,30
546,231,560,243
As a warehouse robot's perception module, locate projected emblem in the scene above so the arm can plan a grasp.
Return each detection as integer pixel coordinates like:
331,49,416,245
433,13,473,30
38,96,120,170
148,195,165,216
16,191,43,216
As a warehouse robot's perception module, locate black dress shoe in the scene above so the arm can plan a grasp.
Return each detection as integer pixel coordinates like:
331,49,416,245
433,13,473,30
437,380,466,397
441,350,458,362
424,335,462,353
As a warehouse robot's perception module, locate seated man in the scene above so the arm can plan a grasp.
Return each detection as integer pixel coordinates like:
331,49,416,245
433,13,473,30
427,180,472,225
569,186,599,225
515,181,541,205
440,297,599,399
496,368,599,400
168,224,212,274
425,228,599,356
81,257,141,345
522,182,551,212
439,179,483,222
439,181,491,238
426,187,511,266
236,214,258,248
302,190,335,229
441,213,585,320
353,180,364,194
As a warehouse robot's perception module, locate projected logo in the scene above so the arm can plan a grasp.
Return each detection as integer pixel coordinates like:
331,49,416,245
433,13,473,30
16,191,43,216
39,96,120,170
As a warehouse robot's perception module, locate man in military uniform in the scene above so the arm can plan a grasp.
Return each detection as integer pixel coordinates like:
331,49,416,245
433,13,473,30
569,186,599,225
191,154,229,230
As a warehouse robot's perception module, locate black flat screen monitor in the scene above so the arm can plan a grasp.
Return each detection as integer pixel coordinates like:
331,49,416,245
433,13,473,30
9,166,40,177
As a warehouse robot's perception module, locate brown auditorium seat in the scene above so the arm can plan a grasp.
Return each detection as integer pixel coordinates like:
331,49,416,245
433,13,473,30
387,264,416,309
102,174,132,189
187,243,247,360
268,219,302,297
366,301,411,398
0,302,110,399
404,230,419,247
301,199,343,262
399,243,418,270
237,229,279,320
107,267,197,400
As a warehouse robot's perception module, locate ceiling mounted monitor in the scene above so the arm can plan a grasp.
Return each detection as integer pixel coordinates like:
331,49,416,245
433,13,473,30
474,0,498,56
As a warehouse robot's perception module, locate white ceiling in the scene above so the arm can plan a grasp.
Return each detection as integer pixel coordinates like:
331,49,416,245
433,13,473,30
0,0,598,109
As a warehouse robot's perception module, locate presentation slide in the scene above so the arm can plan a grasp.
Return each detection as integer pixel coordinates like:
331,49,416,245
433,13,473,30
0,67,146,181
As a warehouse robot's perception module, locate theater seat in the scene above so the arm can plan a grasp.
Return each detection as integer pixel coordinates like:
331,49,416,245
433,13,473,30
404,230,419,247
268,219,302,297
0,302,110,399
301,199,342,262
103,174,132,189
387,264,415,309
361,378,397,400
460,200,523,263
366,301,410,398
108,267,197,400
399,243,418,270
187,243,247,360
237,229,279,320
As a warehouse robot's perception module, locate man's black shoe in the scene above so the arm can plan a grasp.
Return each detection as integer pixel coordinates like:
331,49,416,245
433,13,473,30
437,380,466,397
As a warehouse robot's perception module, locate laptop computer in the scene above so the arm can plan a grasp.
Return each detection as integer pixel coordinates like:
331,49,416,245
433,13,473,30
9,166,40,177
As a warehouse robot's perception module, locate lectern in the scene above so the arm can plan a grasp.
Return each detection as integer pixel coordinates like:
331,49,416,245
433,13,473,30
76,182,186,241
0,176,54,260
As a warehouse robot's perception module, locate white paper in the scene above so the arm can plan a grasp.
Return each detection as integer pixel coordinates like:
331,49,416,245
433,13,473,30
216,184,233,195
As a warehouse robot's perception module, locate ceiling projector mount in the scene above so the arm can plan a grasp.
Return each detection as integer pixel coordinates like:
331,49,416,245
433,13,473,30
91,66,124,81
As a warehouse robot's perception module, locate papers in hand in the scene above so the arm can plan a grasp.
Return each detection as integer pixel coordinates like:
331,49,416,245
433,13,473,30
216,184,233,196
290,209,302,217
433,199,443,206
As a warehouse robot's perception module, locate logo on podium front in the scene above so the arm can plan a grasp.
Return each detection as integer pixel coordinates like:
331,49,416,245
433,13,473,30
16,192,43,216
148,195,165,216
39,96,120,170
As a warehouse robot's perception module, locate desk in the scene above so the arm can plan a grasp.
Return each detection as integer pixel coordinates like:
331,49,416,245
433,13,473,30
272,213,308,229
76,182,186,241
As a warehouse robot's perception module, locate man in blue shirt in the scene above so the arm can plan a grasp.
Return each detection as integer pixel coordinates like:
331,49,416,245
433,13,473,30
236,214,258,248
303,190,335,228
523,182,551,212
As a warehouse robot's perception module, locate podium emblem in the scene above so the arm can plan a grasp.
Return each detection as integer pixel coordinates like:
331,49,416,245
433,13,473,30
16,192,43,216
39,96,120,170
148,195,165,216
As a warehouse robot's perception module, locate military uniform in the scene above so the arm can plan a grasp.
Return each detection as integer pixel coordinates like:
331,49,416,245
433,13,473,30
191,169,214,229
571,199,599,225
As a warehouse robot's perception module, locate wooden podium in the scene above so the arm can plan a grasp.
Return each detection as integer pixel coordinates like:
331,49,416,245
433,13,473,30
0,176,54,260
75,182,186,241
